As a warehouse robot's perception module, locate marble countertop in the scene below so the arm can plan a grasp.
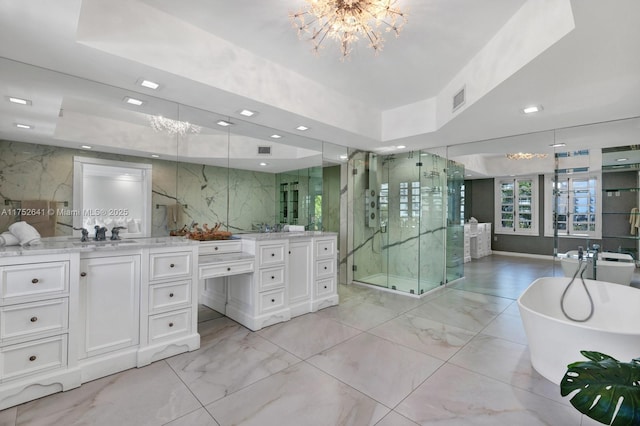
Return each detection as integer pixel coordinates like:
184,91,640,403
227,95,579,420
236,231,337,241
0,236,198,257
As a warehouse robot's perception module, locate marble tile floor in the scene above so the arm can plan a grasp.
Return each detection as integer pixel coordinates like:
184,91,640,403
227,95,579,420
0,256,605,425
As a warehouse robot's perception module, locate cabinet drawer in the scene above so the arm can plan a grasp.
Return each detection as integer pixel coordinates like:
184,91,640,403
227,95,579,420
148,309,191,344
1,298,68,340
258,267,285,291
258,244,285,267
149,281,190,313
198,240,242,255
316,277,336,298
258,289,286,314
1,262,68,301
315,258,335,278
0,335,67,382
315,239,336,258
149,252,192,281
199,260,254,279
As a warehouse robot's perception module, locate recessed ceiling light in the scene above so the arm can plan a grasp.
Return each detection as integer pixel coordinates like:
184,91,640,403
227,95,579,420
151,154,160,158
239,109,256,117
396,145,406,149
270,134,282,139
124,97,144,106
523,105,543,114
549,142,566,148
7,96,31,105
217,120,232,127
15,123,32,129
140,80,159,90
617,158,628,162
296,125,309,131
81,145,92,149
259,162,268,166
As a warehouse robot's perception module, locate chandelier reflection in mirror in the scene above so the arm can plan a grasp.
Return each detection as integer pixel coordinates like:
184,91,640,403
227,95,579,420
148,115,201,136
505,153,549,160
289,0,407,59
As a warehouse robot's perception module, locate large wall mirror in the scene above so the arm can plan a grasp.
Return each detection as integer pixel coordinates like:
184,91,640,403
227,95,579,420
447,115,640,277
0,58,342,239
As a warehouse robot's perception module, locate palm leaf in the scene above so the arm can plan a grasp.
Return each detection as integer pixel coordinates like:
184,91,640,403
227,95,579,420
560,351,640,425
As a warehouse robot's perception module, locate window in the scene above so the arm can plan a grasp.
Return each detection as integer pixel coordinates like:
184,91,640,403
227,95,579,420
545,174,601,238
494,177,539,235
399,181,420,218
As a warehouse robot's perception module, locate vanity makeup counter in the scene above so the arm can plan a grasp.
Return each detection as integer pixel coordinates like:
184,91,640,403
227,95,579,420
198,232,339,331
0,236,200,409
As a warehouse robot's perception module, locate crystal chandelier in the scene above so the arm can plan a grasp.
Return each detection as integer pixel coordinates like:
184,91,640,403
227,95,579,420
505,153,549,160
289,0,408,59
148,115,201,136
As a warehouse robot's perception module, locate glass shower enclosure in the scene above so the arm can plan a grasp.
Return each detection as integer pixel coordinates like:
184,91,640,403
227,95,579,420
350,150,464,295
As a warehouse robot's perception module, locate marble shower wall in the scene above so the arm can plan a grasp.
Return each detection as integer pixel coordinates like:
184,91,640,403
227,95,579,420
350,151,386,281
0,140,276,237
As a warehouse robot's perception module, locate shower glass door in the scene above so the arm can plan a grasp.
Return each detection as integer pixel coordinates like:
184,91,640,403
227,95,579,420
418,151,446,293
352,151,388,288
385,152,420,293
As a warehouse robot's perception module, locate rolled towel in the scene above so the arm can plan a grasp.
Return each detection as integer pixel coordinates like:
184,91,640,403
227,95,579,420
0,231,20,246
8,221,42,246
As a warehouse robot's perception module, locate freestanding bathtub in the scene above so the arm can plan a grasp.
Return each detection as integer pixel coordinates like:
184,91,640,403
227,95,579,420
518,277,640,384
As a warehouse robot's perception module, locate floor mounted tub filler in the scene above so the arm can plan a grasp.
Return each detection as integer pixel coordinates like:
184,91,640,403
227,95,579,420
517,276,640,384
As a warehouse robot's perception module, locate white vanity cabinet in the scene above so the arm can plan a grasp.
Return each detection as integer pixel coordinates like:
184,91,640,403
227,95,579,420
288,238,313,317
0,253,80,410
215,233,339,331
312,236,339,311
138,245,199,367
0,238,201,410
78,253,140,368
78,253,140,359
226,239,291,331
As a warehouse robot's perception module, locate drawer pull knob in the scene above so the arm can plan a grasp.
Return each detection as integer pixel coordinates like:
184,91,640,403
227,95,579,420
271,276,275,280
31,278,39,284
227,267,231,271
169,322,174,327
29,355,37,362
271,253,275,257
170,263,175,268
324,266,328,270
169,293,174,298
271,299,275,303
324,285,328,289
324,247,328,251
30,316,38,322
289,251,291,254
80,272,87,277
214,246,219,251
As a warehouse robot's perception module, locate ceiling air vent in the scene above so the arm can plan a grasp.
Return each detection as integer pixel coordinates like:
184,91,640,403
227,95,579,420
452,86,466,112
257,146,272,155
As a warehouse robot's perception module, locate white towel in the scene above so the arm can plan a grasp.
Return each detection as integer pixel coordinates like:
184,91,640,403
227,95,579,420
8,221,42,246
0,231,20,246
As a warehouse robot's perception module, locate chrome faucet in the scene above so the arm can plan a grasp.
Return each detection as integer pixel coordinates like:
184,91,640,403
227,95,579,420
110,226,127,240
94,226,107,241
73,227,89,242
